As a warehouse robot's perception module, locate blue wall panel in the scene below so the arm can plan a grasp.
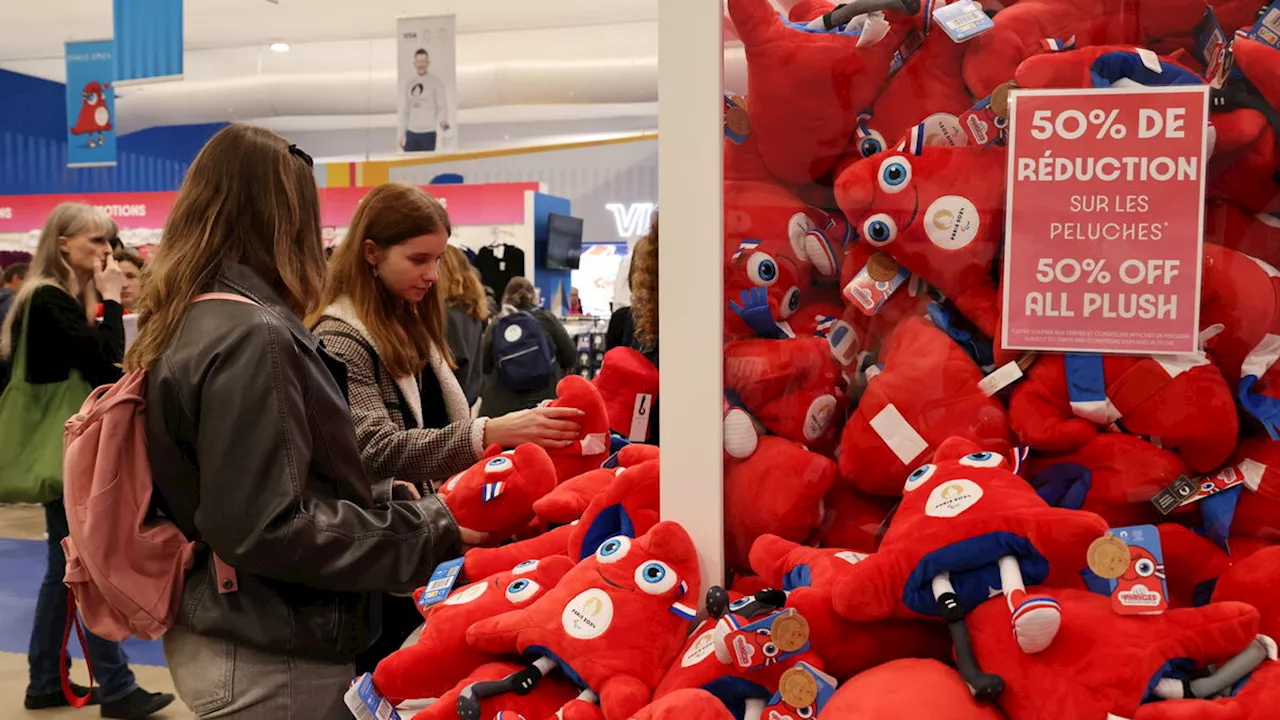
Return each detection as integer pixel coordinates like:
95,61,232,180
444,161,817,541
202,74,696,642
0,69,224,195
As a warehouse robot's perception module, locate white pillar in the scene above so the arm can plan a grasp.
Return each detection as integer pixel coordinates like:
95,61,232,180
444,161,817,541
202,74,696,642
657,0,726,591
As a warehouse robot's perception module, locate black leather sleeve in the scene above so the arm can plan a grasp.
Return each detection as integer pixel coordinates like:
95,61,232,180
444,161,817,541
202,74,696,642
190,312,461,595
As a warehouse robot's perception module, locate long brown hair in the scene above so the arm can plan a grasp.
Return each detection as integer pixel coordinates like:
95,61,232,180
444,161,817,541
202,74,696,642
501,277,538,310
631,218,658,350
439,244,489,323
308,183,454,376
126,124,326,371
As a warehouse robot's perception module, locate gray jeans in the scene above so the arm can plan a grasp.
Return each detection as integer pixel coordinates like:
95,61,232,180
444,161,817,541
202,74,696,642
163,626,354,720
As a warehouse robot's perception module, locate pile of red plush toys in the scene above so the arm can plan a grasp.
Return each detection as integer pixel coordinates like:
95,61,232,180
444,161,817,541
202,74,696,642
351,1,1280,718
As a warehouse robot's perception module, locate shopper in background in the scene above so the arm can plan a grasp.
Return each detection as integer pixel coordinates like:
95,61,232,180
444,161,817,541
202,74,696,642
605,220,660,444
480,276,578,416
0,203,173,719
126,125,469,719
309,183,582,672
568,286,583,316
0,262,27,325
113,247,144,314
438,244,488,406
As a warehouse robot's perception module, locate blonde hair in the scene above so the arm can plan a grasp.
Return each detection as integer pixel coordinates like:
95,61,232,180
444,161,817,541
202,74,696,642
307,183,455,376
126,124,326,371
0,202,113,359
631,218,658,351
439,245,489,323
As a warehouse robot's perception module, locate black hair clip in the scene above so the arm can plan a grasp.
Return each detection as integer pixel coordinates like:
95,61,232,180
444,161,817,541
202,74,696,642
288,144,314,168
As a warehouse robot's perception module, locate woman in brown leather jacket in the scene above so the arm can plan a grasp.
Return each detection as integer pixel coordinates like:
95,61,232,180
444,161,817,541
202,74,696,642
126,124,475,719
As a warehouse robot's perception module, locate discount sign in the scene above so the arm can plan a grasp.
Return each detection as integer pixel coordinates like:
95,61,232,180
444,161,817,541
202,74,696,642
1001,86,1209,355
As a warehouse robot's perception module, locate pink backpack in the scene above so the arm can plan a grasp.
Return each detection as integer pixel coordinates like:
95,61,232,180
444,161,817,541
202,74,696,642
59,293,246,705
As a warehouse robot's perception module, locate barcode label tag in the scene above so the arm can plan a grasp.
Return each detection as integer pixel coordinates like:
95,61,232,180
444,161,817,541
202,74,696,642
416,557,464,610
345,674,401,720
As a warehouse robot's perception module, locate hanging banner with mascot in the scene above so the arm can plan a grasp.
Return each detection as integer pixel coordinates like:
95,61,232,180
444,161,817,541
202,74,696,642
64,40,117,168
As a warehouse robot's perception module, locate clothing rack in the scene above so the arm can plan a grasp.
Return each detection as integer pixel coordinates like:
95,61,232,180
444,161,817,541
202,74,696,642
561,315,609,380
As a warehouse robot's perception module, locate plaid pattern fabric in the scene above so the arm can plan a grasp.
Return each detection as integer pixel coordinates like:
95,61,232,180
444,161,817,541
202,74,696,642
315,317,483,494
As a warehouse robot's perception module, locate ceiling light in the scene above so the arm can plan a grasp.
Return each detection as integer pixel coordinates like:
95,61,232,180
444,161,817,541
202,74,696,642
269,42,290,52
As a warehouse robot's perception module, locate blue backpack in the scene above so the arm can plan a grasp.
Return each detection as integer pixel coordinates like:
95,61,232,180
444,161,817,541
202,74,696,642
493,311,555,392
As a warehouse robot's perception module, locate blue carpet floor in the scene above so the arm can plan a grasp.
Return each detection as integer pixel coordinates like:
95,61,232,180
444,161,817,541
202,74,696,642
0,538,166,667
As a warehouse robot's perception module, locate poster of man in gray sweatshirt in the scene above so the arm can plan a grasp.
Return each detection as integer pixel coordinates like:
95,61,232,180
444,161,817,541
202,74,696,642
397,15,457,153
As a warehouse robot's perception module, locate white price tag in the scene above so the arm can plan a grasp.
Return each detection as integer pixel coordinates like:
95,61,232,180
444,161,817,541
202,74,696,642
978,361,1024,397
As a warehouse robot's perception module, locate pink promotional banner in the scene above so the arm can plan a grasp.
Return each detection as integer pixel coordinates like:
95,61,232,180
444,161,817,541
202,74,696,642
1001,85,1209,355
0,182,539,234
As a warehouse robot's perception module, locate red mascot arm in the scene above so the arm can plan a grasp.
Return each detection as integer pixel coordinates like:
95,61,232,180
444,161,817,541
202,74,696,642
726,0,900,186
1008,356,1098,452
534,467,620,526
462,523,575,580
545,376,612,483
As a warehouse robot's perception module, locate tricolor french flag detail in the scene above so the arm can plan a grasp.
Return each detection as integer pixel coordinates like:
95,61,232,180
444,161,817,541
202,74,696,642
670,601,698,621
905,122,929,157
1239,333,1280,440
815,315,837,338
1011,595,1061,625
482,482,505,503
733,238,762,262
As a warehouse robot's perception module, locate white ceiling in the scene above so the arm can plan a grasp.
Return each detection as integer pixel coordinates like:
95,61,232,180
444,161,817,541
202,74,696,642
0,0,731,157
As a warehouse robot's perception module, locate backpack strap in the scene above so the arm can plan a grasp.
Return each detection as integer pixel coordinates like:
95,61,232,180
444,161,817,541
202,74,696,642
60,589,95,708
188,292,258,594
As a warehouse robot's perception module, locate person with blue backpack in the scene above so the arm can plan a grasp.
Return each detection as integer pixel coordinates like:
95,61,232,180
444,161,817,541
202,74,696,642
479,276,578,417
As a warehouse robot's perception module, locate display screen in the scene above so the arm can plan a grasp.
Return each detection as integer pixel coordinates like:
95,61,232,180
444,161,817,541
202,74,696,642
546,213,584,270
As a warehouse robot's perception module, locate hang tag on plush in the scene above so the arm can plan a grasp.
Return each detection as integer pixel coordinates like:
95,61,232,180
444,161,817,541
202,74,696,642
1176,465,1246,508
629,394,653,442
722,608,812,672
1245,2,1280,50
1136,48,1163,74
345,673,403,720
844,252,909,316
933,0,995,43
416,557,465,610
1151,475,1199,515
1194,7,1237,88
857,12,891,46
978,361,1024,397
767,662,839,716
1107,525,1169,615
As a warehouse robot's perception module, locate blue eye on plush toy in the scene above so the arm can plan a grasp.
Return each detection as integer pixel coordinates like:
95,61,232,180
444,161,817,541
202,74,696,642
959,451,1004,468
596,536,632,563
634,561,678,594
863,214,897,246
878,156,913,193
904,464,936,492
747,252,779,286
860,136,884,158
504,578,541,603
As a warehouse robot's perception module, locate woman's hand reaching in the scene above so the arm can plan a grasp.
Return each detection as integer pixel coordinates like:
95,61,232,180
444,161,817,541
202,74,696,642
483,406,585,450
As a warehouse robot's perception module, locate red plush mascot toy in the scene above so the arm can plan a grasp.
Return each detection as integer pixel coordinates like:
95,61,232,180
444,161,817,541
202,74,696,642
822,658,1005,719
968,588,1269,720
459,522,701,720
1008,351,1239,474
834,145,1008,343
839,316,1013,496
437,444,558,539
829,437,1109,699
373,556,575,706
543,375,611,482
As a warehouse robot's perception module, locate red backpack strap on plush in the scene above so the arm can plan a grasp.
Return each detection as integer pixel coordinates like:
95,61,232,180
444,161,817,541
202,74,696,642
60,589,95,708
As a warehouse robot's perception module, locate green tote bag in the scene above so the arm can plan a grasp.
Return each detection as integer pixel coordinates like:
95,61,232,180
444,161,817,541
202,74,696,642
0,297,94,504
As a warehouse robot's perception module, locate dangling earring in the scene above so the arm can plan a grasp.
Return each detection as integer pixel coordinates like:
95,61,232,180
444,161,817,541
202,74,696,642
372,266,380,278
